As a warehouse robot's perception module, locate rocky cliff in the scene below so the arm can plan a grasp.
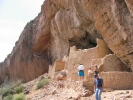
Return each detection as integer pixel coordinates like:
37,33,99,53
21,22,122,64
0,17,50,83
0,0,133,83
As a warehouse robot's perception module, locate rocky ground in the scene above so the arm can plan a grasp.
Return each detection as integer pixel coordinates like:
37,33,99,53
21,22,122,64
22,74,133,100
26,80,92,100
27,85,133,100
1,73,132,100
101,90,133,100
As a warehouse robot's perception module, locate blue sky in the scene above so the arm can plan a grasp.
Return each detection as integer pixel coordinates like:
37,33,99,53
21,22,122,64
0,0,44,62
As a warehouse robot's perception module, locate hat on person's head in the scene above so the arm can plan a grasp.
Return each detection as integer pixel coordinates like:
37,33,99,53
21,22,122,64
94,74,98,78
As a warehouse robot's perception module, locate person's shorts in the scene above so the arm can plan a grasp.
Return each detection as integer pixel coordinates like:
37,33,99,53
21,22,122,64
78,70,84,76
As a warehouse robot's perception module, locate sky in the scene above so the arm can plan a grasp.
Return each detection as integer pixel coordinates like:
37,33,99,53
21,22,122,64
0,0,44,62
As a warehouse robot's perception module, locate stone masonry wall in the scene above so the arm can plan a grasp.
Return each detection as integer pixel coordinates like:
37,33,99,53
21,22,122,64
101,72,133,90
102,54,128,72
48,60,65,79
67,39,124,80
67,46,98,80
97,39,113,58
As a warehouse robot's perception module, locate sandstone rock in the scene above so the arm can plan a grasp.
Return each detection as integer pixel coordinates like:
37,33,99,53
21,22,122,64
104,88,114,92
82,90,93,97
73,95,81,100
52,89,57,95
86,0,133,70
0,20,50,83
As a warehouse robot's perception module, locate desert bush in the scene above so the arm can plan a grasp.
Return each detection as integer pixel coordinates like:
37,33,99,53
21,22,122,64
13,93,25,100
15,85,24,94
3,94,13,100
0,79,23,98
2,89,10,98
36,79,50,90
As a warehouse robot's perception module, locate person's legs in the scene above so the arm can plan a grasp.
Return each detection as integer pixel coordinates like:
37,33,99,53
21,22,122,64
79,76,81,81
95,88,102,100
98,87,102,100
78,71,83,81
78,72,80,81
81,71,84,81
82,76,84,81
80,77,83,81
80,76,83,81
95,88,98,100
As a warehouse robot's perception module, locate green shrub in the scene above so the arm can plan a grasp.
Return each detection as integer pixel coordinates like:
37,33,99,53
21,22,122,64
36,79,50,90
2,89,10,98
0,79,23,98
3,94,13,100
0,79,22,94
13,93,25,100
15,85,24,94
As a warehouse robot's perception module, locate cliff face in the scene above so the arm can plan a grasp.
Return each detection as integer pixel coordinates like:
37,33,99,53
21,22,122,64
33,0,102,61
34,0,133,69
0,17,50,83
87,0,133,70
0,0,133,83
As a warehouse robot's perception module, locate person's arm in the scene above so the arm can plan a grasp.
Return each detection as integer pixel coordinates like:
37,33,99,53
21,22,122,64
102,80,104,92
77,66,79,71
94,84,96,92
82,65,84,70
94,81,96,92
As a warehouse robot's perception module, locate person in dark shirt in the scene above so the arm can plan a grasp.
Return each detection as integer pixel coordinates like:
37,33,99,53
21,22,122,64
94,74,104,100
94,65,99,75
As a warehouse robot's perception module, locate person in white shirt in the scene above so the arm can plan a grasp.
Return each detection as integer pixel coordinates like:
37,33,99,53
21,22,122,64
77,64,84,81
